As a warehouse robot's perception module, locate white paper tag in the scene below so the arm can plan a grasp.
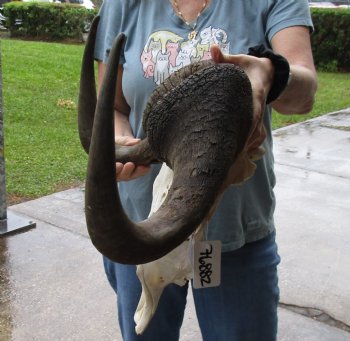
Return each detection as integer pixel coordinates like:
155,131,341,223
192,240,221,289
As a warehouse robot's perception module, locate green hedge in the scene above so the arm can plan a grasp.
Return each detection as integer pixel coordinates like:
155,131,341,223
311,8,350,71
2,4,350,70
3,2,97,41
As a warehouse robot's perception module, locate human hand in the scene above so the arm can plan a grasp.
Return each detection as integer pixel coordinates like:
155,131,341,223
115,135,151,181
210,45,273,152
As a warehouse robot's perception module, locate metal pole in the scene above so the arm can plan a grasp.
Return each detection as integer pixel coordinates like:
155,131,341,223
0,42,6,221
0,40,35,236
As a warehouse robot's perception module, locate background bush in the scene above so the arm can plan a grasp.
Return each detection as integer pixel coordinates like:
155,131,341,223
311,8,350,71
3,1,97,41
2,4,350,70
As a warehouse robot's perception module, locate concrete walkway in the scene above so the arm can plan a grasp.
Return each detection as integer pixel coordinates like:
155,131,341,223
1,109,349,340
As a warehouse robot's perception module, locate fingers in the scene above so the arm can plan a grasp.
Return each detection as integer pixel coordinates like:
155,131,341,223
211,46,269,153
210,44,225,63
116,162,150,181
115,135,141,146
245,101,267,151
246,122,267,151
211,44,239,64
115,136,150,181
210,45,250,67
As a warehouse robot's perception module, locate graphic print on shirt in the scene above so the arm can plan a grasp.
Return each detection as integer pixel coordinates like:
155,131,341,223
140,26,230,85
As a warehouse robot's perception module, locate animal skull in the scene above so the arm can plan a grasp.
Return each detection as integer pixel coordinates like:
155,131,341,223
78,16,267,334
134,147,264,334
78,16,255,265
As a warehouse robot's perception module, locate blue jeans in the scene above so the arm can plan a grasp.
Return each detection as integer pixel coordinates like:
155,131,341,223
103,232,280,341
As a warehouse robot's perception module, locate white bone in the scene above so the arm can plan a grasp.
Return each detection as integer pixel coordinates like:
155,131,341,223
134,147,263,334
134,164,196,335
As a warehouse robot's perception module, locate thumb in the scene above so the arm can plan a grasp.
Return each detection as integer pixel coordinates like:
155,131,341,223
115,135,140,146
210,44,226,63
211,45,247,66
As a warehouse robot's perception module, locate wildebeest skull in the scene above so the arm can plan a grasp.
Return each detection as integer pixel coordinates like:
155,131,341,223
78,16,254,265
134,146,262,334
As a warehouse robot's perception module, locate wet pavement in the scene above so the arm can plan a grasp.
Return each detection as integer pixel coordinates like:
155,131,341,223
1,108,350,340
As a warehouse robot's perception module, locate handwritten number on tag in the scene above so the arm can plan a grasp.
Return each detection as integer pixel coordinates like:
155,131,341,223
193,240,221,289
198,244,213,285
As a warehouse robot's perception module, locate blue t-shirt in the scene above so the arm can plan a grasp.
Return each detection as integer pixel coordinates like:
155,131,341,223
94,0,313,252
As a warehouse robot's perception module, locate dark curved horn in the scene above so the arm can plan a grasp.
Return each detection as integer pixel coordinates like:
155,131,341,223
85,35,253,264
77,16,99,154
114,138,158,164
78,16,157,163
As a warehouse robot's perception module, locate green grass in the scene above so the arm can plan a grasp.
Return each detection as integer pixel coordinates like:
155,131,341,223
1,38,350,202
2,39,87,202
272,72,350,129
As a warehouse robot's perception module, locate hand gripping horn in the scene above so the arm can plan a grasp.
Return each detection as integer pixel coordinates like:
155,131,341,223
79,17,253,264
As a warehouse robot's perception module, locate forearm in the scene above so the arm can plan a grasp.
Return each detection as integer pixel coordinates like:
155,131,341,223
97,61,149,180
272,64,317,115
98,61,134,139
114,109,135,138
270,26,317,116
